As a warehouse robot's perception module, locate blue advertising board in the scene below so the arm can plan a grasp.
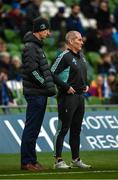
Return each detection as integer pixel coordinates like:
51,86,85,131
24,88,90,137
0,110,118,153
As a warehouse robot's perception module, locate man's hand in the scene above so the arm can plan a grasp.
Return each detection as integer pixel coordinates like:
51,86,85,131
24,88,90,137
83,85,89,93
67,86,76,94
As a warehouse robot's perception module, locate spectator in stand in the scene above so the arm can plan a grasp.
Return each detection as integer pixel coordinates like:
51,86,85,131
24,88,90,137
66,4,85,36
88,75,104,98
107,68,118,104
0,1,22,31
22,0,43,35
95,1,118,53
0,68,16,113
0,5,7,40
0,52,21,80
97,52,114,75
0,39,7,52
98,24,118,52
50,6,66,31
0,0,12,4
0,0,30,37
80,0,99,19
10,56,22,81
114,4,118,31
8,1,25,33
112,51,118,73
0,52,11,72
50,6,66,42
95,0,111,30
84,28,102,52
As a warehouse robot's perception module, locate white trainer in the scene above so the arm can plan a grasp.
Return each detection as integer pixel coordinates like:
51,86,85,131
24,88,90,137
70,159,91,169
54,160,71,169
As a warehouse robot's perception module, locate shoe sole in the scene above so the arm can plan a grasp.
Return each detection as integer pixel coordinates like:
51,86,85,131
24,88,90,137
21,167,41,172
70,164,92,169
54,166,71,169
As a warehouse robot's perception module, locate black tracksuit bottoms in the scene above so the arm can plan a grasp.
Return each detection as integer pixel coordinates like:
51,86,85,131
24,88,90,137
54,93,85,159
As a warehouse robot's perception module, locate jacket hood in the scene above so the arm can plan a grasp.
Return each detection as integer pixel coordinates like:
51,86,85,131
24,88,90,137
23,31,43,47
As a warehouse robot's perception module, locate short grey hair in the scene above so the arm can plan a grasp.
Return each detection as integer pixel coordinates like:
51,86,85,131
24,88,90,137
65,31,80,44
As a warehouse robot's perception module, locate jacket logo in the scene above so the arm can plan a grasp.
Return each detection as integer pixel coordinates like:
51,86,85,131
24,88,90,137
72,58,77,65
82,57,86,63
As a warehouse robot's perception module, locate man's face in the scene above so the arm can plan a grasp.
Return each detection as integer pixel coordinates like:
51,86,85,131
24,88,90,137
97,76,104,86
108,74,116,83
71,33,83,52
72,5,80,16
0,72,8,82
34,0,43,6
100,2,108,12
38,29,51,39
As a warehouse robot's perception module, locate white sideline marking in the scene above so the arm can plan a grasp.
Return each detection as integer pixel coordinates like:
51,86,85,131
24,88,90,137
0,170,118,177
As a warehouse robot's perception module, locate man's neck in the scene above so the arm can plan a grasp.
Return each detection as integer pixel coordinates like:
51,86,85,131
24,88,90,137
71,13,78,18
68,46,78,54
33,33,41,41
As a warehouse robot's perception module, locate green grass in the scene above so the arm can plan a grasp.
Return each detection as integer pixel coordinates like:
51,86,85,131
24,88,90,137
0,151,118,179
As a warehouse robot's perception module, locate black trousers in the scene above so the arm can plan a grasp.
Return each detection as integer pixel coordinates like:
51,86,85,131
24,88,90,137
54,93,85,159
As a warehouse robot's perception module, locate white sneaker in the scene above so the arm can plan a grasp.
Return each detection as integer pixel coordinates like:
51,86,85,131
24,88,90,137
70,159,91,169
54,160,71,169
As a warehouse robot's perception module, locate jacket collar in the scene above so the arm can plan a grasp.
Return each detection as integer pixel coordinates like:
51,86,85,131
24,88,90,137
23,31,43,47
68,48,80,58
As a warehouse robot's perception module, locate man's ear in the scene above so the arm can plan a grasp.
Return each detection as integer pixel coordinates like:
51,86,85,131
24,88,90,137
69,39,73,45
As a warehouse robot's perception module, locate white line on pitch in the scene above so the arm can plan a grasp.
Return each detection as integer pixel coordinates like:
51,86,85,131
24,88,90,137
0,170,118,177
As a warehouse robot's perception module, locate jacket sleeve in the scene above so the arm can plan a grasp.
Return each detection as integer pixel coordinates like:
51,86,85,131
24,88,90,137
38,48,56,94
51,54,70,91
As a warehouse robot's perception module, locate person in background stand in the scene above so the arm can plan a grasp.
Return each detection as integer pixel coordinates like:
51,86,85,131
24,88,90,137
66,4,85,37
50,6,66,42
0,69,16,113
107,68,118,104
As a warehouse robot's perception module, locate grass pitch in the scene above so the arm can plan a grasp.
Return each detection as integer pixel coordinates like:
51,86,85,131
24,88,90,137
0,150,118,179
